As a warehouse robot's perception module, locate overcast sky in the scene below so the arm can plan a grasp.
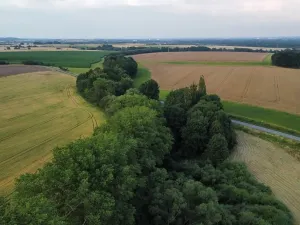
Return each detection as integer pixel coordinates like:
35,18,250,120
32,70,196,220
0,0,299,39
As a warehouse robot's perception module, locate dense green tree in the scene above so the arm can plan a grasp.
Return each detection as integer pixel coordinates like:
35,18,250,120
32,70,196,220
181,115,209,158
100,106,173,172
272,50,300,68
103,55,138,78
139,79,160,100
2,194,67,225
199,75,207,96
104,93,162,116
204,134,229,165
93,78,117,103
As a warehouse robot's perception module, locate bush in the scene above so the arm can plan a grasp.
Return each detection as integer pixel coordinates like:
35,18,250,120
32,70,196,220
139,79,160,100
0,61,9,65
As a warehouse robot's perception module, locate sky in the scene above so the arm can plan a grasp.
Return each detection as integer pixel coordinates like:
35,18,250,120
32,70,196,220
0,0,299,39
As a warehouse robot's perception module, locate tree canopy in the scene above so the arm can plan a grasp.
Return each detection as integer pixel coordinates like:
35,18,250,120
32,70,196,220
139,79,160,100
272,50,300,68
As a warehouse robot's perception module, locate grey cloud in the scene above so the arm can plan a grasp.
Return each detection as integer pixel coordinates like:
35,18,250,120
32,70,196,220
0,1,299,38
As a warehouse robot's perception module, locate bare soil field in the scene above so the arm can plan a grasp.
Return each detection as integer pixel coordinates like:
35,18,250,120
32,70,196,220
138,62,300,114
133,52,268,62
232,131,300,224
0,65,50,77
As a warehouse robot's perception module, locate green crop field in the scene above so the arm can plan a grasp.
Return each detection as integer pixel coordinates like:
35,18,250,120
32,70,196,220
0,71,105,195
223,101,300,135
0,51,112,68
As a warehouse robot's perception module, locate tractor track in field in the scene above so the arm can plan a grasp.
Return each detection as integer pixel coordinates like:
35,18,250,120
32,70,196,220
216,68,235,93
274,75,281,102
66,86,98,129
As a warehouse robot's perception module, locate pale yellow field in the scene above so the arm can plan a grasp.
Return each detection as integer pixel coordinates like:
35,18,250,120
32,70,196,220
233,131,300,225
0,72,105,195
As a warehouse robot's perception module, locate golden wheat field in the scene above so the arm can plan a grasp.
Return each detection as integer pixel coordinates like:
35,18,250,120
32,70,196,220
0,71,104,195
134,52,300,114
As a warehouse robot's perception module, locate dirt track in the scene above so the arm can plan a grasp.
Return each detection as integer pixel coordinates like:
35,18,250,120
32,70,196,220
0,65,50,77
133,52,268,62
233,131,300,224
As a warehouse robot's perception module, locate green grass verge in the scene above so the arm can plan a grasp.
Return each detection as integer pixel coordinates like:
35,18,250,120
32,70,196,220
263,53,273,64
67,67,91,74
163,60,272,66
68,58,105,75
223,101,300,136
159,90,170,101
235,124,300,161
0,51,112,68
133,64,151,88
91,58,104,69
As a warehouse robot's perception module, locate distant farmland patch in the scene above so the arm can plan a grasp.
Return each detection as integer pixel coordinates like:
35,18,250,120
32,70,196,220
133,52,269,62
0,51,113,68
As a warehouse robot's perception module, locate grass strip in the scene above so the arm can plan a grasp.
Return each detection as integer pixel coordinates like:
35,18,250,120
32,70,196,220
133,64,151,88
223,101,300,136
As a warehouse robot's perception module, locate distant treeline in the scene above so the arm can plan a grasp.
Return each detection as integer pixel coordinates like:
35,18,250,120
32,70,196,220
22,60,54,66
272,50,300,68
82,44,276,54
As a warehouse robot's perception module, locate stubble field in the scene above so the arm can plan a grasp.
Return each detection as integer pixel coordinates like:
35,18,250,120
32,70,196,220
134,52,300,115
233,131,300,225
0,71,104,195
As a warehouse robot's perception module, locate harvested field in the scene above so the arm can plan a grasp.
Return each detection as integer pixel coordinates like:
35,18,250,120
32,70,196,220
233,131,300,225
133,52,268,62
0,71,105,195
0,65,50,77
139,62,300,114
